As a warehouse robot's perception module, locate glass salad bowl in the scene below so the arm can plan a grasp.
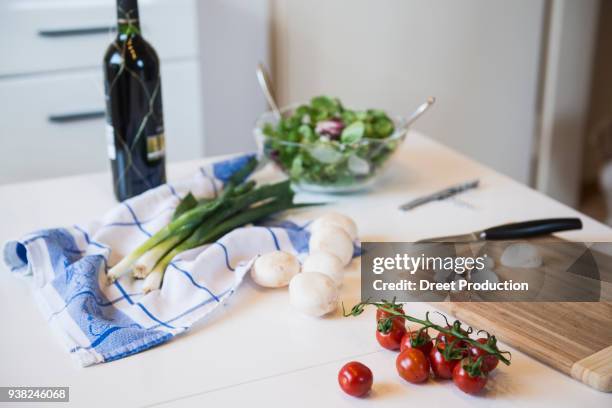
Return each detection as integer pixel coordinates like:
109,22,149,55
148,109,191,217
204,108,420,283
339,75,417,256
254,98,409,193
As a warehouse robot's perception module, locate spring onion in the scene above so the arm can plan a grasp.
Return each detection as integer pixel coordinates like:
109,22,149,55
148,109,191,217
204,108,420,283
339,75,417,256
134,180,290,280
142,190,309,293
107,158,257,282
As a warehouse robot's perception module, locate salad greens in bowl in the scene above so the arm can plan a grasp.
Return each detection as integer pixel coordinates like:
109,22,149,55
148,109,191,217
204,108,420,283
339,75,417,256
254,96,408,193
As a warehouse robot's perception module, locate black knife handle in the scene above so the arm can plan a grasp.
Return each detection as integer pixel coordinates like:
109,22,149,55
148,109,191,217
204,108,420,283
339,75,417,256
483,218,582,240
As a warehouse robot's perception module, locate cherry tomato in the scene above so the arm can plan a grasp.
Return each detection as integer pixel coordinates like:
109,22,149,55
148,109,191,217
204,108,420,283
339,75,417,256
376,304,405,326
469,338,499,372
453,360,488,395
338,361,373,397
400,330,433,356
429,344,460,379
376,321,406,351
436,325,468,348
396,348,430,384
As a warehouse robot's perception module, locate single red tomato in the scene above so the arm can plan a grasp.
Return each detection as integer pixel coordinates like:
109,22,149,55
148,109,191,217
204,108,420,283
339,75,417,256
338,361,373,397
469,338,499,372
453,360,488,395
396,348,430,384
376,304,405,326
429,344,460,379
376,321,407,351
400,330,433,356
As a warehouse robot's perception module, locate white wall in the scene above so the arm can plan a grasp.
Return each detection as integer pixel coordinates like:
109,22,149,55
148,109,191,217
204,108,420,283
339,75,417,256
197,0,270,156
272,0,546,184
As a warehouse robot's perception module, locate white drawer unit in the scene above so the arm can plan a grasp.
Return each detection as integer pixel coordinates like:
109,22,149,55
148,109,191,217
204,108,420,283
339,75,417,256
0,70,108,184
0,0,198,77
0,61,203,184
0,0,203,185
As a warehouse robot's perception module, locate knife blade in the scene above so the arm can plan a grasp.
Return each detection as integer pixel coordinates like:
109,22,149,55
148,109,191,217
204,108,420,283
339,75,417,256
417,218,583,243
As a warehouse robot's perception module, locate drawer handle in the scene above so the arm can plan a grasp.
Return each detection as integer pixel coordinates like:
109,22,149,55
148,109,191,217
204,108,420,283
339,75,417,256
48,110,105,123
38,26,115,37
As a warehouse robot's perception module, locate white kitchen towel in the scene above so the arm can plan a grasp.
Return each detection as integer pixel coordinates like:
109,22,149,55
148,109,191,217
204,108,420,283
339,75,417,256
2,154,315,366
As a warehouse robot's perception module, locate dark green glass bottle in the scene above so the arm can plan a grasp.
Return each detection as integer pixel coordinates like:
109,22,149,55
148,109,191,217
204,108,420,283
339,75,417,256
103,0,166,201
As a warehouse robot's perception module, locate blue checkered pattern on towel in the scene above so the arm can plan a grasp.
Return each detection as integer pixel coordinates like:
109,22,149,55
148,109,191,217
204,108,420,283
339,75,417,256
2,154,313,366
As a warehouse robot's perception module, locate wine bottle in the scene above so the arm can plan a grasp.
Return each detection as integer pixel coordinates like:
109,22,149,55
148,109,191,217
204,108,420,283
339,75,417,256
103,0,166,201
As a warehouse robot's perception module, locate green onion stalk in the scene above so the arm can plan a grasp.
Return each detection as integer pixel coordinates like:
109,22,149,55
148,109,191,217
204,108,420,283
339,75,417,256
133,180,290,280
107,201,221,282
106,158,258,283
131,231,191,278
143,190,311,293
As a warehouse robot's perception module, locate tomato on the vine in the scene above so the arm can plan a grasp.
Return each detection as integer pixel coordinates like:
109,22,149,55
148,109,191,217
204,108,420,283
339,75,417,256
429,343,461,379
400,330,433,356
376,304,405,326
396,348,430,384
452,359,488,395
376,321,406,351
338,361,373,397
436,324,469,348
469,338,499,372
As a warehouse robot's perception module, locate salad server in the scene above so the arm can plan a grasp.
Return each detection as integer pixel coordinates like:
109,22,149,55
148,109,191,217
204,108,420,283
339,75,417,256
256,62,282,119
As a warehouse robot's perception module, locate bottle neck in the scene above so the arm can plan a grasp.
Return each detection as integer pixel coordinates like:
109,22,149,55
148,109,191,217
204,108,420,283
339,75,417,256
117,0,140,36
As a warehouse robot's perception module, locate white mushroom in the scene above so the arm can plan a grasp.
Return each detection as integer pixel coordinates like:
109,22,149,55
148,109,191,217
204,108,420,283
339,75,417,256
309,225,354,266
251,251,300,288
311,212,358,241
289,272,338,317
302,251,344,287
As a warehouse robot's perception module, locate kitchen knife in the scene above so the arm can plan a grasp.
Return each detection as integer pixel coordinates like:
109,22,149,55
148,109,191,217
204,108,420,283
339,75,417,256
418,218,583,242
399,179,479,211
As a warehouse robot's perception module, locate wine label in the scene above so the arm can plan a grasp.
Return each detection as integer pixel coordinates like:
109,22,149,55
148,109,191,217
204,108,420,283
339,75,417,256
105,124,116,160
146,132,165,161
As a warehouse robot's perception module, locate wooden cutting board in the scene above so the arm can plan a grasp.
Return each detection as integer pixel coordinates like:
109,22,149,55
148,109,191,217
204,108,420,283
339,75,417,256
433,302,612,392
430,240,612,392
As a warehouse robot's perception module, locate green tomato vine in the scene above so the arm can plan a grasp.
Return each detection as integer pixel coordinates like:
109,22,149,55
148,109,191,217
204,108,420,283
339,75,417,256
343,300,511,366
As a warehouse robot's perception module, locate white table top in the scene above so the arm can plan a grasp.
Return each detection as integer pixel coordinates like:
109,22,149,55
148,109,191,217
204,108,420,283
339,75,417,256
1,132,611,407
